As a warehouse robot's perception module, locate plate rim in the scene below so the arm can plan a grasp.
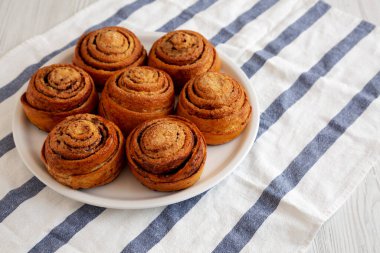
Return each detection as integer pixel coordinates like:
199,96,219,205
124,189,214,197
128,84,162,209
12,31,260,209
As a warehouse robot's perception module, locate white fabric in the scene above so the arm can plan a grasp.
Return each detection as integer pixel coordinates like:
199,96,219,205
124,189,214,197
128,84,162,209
0,0,379,252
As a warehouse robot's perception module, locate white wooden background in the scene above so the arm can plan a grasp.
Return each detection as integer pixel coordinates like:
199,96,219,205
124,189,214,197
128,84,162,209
0,0,379,252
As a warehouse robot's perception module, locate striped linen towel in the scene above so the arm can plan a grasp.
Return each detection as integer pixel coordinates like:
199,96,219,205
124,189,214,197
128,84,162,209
1,0,380,252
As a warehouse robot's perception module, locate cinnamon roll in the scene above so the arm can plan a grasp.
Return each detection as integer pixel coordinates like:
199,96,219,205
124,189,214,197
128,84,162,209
126,116,206,191
21,64,98,132
176,72,252,145
41,114,124,189
99,66,175,135
73,26,147,89
148,30,220,92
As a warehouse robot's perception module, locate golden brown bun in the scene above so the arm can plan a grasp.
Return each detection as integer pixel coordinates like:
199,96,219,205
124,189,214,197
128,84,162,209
176,72,252,145
21,64,98,132
73,26,146,89
41,113,124,189
99,66,175,136
148,30,220,93
126,116,207,191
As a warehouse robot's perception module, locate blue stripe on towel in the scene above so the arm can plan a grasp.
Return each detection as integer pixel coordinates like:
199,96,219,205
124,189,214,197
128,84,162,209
122,193,206,253
157,0,219,32
210,0,279,46
0,177,45,223
0,133,14,159
241,0,330,77
212,70,380,253
28,205,105,253
258,21,375,138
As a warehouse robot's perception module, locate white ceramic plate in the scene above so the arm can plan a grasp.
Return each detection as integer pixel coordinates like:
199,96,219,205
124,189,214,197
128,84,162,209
12,32,260,209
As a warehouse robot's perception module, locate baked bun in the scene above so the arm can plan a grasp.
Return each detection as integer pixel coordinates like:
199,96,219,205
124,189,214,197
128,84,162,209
148,30,220,92
21,64,98,132
99,66,175,135
73,26,146,89
176,72,252,145
41,113,124,189
126,116,206,191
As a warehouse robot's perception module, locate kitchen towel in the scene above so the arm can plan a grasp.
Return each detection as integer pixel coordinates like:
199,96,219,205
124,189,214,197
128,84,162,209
1,0,380,252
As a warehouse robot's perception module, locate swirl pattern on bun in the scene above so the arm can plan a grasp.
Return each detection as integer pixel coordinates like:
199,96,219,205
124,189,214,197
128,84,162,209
176,72,252,145
21,64,98,132
73,26,146,89
148,30,220,92
41,114,124,189
126,116,206,191
99,66,175,135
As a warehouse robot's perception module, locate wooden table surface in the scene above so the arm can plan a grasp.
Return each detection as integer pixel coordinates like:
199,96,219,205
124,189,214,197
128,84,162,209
0,0,379,252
